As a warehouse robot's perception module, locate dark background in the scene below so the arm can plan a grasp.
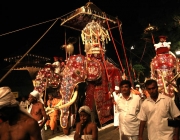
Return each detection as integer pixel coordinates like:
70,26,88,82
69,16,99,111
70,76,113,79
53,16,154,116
0,0,180,77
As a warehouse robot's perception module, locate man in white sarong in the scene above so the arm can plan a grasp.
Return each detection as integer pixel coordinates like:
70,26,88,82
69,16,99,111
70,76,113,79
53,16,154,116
28,90,47,140
74,105,98,140
0,87,42,140
111,86,120,128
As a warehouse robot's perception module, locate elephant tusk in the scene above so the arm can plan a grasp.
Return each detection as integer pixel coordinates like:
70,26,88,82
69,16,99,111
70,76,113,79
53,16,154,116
58,90,78,109
46,90,78,115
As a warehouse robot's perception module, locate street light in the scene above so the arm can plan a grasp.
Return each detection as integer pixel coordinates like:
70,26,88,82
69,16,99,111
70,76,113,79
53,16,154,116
175,49,180,55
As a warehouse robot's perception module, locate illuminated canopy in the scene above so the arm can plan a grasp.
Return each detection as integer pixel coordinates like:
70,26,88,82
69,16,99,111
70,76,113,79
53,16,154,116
60,2,121,31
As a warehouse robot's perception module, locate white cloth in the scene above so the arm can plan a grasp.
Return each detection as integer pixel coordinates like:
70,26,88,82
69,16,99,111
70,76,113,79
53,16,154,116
116,93,141,139
112,91,120,126
119,132,138,140
30,90,44,104
19,100,29,109
81,135,92,140
0,87,32,118
0,87,19,109
137,94,180,140
79,105,91,115
52,61,60,73
154,42,171,50
115,86,120,90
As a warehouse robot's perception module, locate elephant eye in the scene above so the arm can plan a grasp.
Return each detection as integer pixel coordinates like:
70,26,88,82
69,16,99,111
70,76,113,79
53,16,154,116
75,70,80,75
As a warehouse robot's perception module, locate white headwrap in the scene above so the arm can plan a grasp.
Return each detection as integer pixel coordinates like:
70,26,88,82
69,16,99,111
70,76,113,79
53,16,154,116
30,90,44,104
0,87,19,109
135,84,140,88
78,105,91,115
115,86,120,90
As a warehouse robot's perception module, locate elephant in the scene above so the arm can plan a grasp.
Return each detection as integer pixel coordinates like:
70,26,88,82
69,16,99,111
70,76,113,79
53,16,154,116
150,53,179,98
33,63,62,99
57,54,122,134
33,53,122,135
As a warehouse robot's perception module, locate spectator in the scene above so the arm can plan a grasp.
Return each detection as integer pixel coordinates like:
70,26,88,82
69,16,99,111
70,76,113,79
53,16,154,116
111,86,120,129
0,87,42,140
19,96,30,110
28,90,48,140
74,105,98,140
46,93,60,135
138,79,180,140
116,80,142,140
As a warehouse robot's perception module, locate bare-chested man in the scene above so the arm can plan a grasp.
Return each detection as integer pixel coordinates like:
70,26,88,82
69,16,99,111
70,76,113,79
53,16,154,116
0,86,42,140
28,90,47,140
74,105,98,140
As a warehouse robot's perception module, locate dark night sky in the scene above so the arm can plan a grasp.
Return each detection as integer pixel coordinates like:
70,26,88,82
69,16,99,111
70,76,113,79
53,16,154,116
0,0,179,69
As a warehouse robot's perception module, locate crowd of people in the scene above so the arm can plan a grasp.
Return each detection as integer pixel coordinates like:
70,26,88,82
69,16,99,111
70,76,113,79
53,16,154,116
110,79,180,140
0,55,180,140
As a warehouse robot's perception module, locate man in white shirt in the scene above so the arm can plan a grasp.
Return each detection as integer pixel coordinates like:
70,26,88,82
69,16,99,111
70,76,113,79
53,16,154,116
138,79,180,140
116,80,142,140
111,86,120,128
19,96,29,110
52,56,60,74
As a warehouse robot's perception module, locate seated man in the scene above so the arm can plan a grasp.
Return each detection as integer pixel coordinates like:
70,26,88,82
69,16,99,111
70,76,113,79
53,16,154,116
0,87,42,140
46,93,60,135
74,105,98,140
154,36,171,55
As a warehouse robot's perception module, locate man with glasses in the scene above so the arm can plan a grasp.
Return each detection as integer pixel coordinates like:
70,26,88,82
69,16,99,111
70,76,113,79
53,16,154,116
138,79,180,140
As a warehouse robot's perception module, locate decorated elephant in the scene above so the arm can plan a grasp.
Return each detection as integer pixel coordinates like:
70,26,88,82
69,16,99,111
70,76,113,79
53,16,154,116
58,53,122,134
33,2,124,135
150,52,179,98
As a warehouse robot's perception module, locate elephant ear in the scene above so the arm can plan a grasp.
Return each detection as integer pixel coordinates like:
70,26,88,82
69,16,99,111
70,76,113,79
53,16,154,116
86,58,102,81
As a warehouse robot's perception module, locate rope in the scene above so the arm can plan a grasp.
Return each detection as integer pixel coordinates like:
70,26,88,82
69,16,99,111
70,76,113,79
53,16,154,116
139,41,147,63
0,19,59,83
0,10,75,37
117,20,132,84
105,16,124,72
114,39,150,68
79,36,81,54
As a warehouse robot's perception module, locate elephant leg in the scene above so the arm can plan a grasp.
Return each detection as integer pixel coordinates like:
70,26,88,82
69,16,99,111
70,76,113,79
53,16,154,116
62,126,70,135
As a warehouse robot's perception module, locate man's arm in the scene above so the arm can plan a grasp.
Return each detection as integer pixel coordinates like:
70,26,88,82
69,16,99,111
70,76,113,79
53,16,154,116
40,103,48,129
74,123,82,140
91,123,98,140
27,118,42,140
139,120,146,140
173,127,179,140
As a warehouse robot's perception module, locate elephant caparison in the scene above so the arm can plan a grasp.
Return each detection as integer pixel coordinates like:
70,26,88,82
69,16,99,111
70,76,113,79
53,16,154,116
59,54,122,134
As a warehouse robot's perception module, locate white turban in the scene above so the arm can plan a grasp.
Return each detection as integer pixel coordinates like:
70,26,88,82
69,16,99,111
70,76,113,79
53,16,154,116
78,105,91,115
115,86,120,90
135,84,140,88
0,87,19,109
30,90,44,104
30,90,40,99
